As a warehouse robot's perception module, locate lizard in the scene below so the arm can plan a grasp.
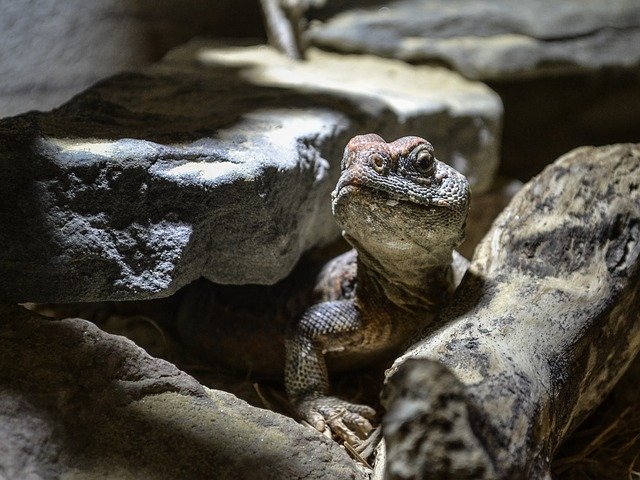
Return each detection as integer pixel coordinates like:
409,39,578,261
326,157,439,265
30,133,471,447
285,133,471,445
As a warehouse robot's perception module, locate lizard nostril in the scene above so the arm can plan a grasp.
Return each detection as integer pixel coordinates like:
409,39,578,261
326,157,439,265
370,153,386,174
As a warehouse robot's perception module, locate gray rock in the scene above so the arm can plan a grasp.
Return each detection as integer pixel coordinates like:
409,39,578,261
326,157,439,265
0,41,501,302
0,303,363,480
309,0,640,80
0,0,262,117
381,144,640,479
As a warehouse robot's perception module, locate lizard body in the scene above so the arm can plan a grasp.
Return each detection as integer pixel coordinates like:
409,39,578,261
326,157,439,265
285,134,470,443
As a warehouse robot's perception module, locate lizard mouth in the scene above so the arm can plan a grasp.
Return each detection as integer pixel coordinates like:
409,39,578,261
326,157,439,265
332,177,465,212
333,182,419,205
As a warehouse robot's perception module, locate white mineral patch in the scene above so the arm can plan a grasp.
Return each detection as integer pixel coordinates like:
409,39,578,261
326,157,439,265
53,139,117,156
195,45,501,119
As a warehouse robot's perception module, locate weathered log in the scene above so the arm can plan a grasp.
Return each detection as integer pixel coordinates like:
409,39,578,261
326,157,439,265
381,144,640,479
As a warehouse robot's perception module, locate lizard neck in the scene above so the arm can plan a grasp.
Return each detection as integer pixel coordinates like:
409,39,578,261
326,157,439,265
347,234,454,313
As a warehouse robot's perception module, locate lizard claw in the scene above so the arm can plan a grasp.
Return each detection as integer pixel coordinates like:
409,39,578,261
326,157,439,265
296,395,376,445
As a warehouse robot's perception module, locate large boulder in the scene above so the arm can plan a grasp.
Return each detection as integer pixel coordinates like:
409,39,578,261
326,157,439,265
0,41,501,302
0,303,364,480
309,0,640,80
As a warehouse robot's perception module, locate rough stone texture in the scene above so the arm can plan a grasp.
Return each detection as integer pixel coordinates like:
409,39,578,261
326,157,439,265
0,303,363,480
0,40,501,302
0,0,263,117
192,44,501,193
381,144,640,479
309,0,640,80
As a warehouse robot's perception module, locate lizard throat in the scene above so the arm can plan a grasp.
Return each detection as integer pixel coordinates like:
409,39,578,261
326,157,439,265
344,232,457,312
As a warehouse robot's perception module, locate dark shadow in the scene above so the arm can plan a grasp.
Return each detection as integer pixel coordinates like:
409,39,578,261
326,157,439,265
552,352,640,479
128,0,266,59
489,68,640,183
171,240,348,379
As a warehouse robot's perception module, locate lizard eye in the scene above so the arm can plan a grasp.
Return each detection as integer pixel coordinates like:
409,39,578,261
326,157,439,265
413,146,434,175
370,153,386,173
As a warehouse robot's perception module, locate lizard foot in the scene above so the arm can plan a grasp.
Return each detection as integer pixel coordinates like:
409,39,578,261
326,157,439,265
296,395,376,445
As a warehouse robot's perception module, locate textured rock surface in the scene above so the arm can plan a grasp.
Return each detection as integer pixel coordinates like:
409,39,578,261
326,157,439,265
381,144,640,479
0,40,501,302
0,303,363,480
309,0,640,80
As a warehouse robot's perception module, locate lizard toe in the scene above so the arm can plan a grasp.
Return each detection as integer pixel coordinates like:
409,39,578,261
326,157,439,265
295,395,377,445
302,409,327,432
346,403,377,419
327,416,361,446
342,411,373,438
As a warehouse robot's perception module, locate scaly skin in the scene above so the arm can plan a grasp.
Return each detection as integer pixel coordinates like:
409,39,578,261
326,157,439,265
285,134,470,444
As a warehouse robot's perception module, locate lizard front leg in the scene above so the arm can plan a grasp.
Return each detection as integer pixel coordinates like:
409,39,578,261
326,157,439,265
285,300,376,444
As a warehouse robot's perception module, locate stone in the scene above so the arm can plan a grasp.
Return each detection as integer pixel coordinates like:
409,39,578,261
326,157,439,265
309,0,640,80
307,1,640,195
0,0,263,117
380,144,640,479
0,40,501,302
0,303,364,479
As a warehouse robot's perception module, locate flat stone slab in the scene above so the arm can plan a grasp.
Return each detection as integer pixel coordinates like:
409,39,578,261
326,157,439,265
0,303,364,479
310,0,640,80
0,40,501,302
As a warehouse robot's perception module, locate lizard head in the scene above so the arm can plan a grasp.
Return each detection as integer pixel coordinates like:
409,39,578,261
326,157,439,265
332,134,470,262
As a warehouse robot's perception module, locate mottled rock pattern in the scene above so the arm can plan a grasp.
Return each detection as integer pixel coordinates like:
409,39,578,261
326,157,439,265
0,41,501,302
310,0,640,80
383,359,497,479
0,303,363,480
381,144,640,479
